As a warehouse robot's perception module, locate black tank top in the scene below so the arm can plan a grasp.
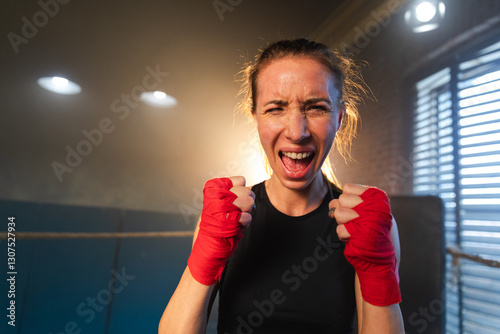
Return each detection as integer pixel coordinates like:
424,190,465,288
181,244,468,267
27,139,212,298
218,181,356,334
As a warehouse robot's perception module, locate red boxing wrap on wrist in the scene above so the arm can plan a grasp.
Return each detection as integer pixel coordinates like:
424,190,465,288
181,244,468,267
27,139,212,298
187,178,243,285
343,187,402,306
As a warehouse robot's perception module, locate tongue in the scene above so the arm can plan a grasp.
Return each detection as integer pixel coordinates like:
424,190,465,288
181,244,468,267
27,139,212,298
282,155,312,173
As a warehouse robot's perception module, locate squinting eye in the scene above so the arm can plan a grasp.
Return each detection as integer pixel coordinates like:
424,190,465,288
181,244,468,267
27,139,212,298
265,108,283,114
306,105,330,115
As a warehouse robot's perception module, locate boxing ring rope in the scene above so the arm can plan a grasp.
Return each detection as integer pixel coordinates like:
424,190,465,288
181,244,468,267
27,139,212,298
446,247,500,269
0,231,194,239
2,231,499,269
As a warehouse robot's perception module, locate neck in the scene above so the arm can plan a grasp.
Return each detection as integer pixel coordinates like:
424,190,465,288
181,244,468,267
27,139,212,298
265,173,328,217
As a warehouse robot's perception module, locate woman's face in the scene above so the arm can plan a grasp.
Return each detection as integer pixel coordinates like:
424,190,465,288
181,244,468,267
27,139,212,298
253,57,343,191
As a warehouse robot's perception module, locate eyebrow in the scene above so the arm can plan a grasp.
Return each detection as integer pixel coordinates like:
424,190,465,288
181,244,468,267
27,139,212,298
264,99,288,107
305,98,332,106
263,98,332,107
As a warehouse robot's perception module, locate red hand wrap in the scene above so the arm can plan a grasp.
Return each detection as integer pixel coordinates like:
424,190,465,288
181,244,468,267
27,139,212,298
187,178,243,285
343,187,401,306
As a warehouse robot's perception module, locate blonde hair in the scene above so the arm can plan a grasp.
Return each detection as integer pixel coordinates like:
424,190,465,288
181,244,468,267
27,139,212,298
237,38,367,188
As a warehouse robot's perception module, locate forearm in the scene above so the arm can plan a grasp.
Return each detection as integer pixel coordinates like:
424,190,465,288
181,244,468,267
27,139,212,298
354,258,404,334
360,301,404,334
158,266,214,334
159,177,252,333
357,218,404,333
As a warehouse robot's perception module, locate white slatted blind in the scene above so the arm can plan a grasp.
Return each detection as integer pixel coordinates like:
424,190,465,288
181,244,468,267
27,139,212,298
412,39,500,334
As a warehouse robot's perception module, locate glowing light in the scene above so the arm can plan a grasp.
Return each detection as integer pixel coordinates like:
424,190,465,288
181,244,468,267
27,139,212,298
415,1,437,23
140,91,177,108
153,91,167,99
52,76,68,87
405,1,445,33
38,76,81,95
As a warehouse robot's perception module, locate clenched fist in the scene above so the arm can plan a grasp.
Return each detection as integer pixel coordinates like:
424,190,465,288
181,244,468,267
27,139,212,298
329,184,401,306
188,176,255,286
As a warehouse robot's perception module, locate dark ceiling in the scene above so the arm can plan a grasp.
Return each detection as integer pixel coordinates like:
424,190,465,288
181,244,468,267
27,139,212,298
1,0,378,213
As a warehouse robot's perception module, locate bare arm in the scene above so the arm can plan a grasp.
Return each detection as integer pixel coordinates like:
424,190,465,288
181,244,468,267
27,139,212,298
159,176,254,334
158,219,214,334
355,218,404,334
158,266,214,333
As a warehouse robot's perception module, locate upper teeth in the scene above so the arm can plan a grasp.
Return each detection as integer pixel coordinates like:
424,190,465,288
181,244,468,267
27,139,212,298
282,152,312,160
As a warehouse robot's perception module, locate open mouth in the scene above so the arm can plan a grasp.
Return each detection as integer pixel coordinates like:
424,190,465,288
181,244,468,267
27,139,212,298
279,151,315,175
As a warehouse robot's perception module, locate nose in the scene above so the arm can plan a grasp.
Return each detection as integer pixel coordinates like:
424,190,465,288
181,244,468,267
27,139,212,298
284,110,310,143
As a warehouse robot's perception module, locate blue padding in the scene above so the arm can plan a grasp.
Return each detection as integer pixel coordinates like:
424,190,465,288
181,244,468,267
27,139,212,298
108,210,192,334
0,201,192,334
0,201,120,334
0,201,39,334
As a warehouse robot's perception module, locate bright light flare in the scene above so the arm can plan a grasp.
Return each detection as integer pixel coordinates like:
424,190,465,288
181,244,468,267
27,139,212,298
52,76,69,87
37,76,81,95
140,91,177,108
415,1,437,22
153,91,167,99
405,1,445,33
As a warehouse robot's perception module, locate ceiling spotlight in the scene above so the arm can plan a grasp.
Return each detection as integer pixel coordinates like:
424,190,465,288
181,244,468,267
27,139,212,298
415,2,437,22
52,76,68,88
37,76,82,95
140,91,177,108
153,91,167,99
405,0,445,33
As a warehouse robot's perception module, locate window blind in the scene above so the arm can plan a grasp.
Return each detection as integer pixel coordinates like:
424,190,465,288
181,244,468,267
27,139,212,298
412,39,500,334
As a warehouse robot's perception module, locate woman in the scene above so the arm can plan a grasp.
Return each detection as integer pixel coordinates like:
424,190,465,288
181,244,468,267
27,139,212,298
159,38,404,333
